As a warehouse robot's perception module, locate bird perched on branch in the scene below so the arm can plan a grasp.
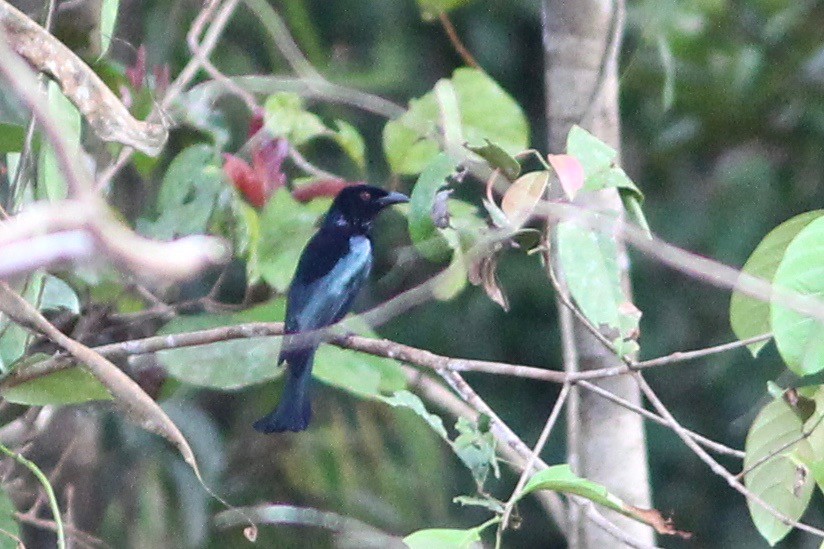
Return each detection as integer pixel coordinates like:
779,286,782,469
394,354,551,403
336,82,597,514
253,184,409,433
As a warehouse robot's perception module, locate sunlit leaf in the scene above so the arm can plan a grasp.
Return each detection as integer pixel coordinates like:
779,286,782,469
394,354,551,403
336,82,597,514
381,390,449,439
263,93,328,145
731,211,824,356
744,393,815,545
771,216,824,375
384,68,529,175
38,82,81,201
556,222,640,352
519,464,625,512
453,416,498,489
100,0,120,55
501,170,549,226
403,527,481,549
332,119,366,170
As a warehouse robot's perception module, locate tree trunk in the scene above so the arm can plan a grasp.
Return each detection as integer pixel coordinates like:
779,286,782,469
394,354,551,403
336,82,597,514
541,1,654,546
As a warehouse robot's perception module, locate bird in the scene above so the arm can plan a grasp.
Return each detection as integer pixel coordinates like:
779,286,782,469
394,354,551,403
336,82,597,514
253,184,409,433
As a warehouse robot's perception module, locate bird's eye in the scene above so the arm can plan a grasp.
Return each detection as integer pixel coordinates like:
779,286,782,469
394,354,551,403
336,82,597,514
359,191,371,201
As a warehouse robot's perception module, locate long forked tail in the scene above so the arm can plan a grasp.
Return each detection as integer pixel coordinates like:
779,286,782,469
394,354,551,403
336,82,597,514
253,347,315,433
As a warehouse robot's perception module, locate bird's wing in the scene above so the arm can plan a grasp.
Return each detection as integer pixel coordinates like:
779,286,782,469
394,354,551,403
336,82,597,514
285,232,373,334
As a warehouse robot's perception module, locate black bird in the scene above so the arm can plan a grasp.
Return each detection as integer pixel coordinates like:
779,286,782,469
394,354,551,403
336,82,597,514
253,184,409,433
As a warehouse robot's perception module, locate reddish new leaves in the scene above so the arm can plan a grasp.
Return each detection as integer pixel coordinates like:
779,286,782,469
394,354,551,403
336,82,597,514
223,112,355,207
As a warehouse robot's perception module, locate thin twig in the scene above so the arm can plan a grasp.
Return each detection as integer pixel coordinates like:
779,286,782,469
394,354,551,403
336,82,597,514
576,380,744,458
288,146,341,180
500,383,571,534
634,372,824,541
186,0,257,112
97,0,241,191
437,11,481,69
434,370,658,548
735,410,824,480
635,333,772,369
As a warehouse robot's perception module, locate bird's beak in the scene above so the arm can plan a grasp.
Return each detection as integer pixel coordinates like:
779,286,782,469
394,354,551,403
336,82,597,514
377,191,409,207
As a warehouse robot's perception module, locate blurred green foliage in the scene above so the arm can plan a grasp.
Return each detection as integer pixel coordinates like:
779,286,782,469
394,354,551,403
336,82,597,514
3,0,824,546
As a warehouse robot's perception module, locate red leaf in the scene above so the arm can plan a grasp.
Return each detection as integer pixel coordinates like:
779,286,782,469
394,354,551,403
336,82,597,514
252,137,289,196
223,154,267,208
548,154,585,200
292,180,358,203
126,45,147,90
248,110,265,140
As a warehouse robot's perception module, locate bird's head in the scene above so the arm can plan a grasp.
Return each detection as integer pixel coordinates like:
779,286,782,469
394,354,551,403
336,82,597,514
323,184,409,234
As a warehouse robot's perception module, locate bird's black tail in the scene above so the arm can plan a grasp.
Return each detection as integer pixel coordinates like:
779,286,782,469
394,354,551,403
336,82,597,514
253,347,315,433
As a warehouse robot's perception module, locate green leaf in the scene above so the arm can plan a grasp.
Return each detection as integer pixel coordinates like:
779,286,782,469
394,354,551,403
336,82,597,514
731,211,824,356
99,0,120,55
263,93,328,145
38,82,81,201
519,464,625,513
771,216,824,375
465,139,520,180
0,274,78,371
416,0,476,20
380,390,449,439
0,123,24,153
2,363,112,405
556,222,639,352
315,317,407,397
332,119,366,170
744,394,815,545
403,527,481,549
432,240,467,301
158,301,406,396
254,189,326,291
408,154,459,262
0,485,20,549
40,275,80,313
453,416,498,489
383,68,529,175
620,192,652,238
139,145,223,239
157,300,286,390
566,125,617,188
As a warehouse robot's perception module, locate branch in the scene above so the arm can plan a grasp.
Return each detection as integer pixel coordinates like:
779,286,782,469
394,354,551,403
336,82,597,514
0,0,166,155
0,202,229,282
433,370,662,548
634,372,824,541
437,11,481,69
0,283,203,483
500,383,571,532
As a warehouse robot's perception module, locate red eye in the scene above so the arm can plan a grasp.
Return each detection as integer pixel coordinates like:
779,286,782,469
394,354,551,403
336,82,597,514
359,191,371,201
